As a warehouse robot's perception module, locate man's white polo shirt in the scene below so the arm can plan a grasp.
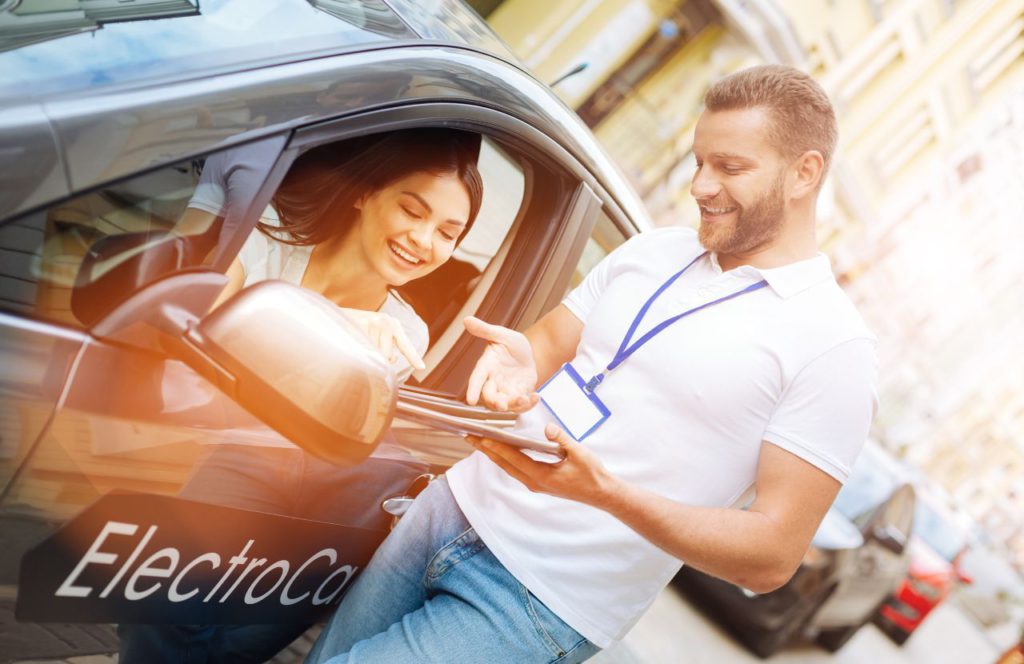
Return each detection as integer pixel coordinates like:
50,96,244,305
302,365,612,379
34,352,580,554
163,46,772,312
446,227,878,648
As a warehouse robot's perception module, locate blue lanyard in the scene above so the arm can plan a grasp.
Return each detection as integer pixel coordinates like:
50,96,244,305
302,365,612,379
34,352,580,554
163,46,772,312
585,252,768,392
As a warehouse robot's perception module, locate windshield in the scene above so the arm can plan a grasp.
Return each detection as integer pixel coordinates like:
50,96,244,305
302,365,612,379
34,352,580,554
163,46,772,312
832,449,899,521
0,0,414,104
915,502,966,561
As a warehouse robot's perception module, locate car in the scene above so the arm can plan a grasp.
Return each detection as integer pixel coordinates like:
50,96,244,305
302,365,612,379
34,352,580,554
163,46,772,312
672,440,916,658
873,488,973,645
996,629,1024,664
0,1,653,661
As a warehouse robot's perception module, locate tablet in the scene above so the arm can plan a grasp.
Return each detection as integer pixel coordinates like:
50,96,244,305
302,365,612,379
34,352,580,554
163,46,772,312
397,388,517,422
394,400,564,458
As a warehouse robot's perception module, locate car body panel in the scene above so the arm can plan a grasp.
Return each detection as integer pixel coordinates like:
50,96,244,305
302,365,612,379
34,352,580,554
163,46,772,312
0,105,69,221
0,314,85,493
3,44,650,233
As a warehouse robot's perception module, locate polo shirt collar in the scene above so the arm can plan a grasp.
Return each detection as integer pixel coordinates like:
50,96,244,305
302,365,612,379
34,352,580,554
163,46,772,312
708,251,833,299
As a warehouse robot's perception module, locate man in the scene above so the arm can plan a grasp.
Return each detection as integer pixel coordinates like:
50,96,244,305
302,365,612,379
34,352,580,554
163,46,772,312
308,64,878,663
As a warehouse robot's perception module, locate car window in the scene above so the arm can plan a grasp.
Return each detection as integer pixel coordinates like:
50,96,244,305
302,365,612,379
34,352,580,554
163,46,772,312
914,501,966,561
0,0,414,104
832,450,900,523
881,485,916,541
0,142,280,328
397,136,525,356
563,207,630,297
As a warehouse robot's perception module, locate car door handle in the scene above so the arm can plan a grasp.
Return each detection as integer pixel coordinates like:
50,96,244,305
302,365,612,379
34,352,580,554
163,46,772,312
381,472,435,528
381,496,415,517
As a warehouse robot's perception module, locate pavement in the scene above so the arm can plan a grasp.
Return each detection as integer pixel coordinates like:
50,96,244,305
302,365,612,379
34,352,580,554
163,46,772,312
6,584,1020,663
594,584,1018,664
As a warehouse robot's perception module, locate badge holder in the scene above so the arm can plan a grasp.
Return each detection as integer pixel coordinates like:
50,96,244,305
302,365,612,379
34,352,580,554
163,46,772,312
538,363,611,441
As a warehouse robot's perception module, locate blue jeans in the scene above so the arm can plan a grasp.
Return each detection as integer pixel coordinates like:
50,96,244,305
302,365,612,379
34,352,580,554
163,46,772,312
306,477,599,664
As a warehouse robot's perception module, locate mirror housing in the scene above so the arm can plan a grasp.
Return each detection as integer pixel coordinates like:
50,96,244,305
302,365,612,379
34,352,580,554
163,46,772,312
871,524,908,556
184,280,398,464
90,273,397,466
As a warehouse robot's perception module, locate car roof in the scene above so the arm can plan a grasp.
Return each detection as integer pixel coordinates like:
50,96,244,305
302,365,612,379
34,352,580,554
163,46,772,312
0,0,517,105
0,1,652,233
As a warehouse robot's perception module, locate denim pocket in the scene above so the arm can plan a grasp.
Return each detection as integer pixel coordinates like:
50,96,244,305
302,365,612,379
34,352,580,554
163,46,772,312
518,583,597,663
423,526,485,583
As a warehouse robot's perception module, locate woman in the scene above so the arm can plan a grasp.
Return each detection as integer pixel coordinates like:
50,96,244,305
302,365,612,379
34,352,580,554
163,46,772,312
118,128,484,664
210,128,484,375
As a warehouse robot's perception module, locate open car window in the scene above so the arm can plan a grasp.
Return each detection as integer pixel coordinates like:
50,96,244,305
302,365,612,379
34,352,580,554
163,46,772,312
0,138,283,328
399,137,525,372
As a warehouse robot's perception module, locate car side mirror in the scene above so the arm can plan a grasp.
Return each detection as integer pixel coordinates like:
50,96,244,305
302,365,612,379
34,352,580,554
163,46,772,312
953,552,973,585
871,524,907,555
89,271,398,465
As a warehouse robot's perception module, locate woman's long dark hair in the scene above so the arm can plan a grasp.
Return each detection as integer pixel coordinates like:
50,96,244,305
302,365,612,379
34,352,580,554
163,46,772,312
262,128,483,245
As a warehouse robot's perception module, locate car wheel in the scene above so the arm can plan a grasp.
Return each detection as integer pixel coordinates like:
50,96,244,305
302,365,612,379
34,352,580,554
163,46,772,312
744,585,836,659
872,611,912,646
888,626,911,646
815,622,864,652
746,623,801,659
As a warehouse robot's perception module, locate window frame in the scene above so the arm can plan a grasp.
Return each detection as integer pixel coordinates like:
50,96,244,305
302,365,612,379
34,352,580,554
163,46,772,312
288,102,639,393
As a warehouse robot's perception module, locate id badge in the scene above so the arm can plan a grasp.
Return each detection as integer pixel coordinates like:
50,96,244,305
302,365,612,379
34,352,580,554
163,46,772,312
538,363,611,441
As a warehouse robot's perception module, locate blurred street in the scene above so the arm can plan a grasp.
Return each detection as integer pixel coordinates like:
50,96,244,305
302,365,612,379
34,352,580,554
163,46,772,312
594,584,1017,664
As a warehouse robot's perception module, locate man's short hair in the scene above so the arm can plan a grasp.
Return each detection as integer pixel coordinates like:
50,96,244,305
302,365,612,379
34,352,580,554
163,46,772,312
704,64,838,174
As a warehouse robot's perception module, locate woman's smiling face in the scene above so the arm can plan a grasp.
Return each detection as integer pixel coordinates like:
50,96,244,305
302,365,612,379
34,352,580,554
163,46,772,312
354,170,472,286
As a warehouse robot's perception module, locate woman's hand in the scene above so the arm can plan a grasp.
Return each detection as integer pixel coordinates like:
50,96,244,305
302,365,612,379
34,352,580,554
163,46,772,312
341,308,425,371
464,316,539,412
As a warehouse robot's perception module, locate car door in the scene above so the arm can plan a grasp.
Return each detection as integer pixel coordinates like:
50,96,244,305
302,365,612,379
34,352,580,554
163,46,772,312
2,101,639,643
0,133,309,627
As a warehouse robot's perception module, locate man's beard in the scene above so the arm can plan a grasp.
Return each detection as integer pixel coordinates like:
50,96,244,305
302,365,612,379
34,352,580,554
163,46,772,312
698,172,786,256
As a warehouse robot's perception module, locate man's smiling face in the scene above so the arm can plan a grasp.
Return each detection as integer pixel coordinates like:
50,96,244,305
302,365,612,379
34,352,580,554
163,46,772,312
691,107,790,257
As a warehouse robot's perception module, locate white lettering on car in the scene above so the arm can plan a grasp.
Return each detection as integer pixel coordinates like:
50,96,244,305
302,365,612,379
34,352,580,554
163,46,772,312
54,521,364,609
313,565,357,606
100,524,157,598
169,553,221,603
218,556,267,603
244,560,290,605
204,539,253,603
125,547,181,601
280,548,336,606
56,521,140,598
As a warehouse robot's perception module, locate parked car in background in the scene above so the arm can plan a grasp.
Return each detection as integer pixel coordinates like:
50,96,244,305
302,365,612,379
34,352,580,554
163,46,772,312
874,489,973,645
996,627,1024,664
673,441,916,658
0,1,652,661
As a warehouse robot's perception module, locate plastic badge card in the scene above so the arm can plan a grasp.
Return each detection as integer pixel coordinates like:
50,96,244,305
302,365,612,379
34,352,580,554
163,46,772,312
538,363,610,441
